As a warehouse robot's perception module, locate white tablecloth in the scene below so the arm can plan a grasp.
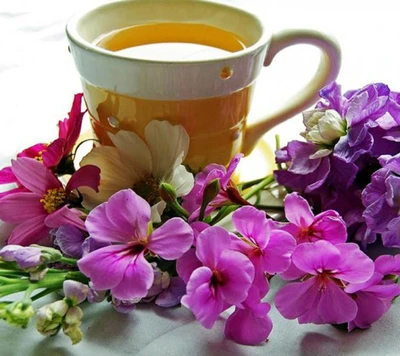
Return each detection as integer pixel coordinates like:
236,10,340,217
1,1,399,355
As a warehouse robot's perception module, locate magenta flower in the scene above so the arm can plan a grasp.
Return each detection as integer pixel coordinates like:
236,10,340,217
275,240,374,325
180,226,254,328
41,93,85,169
231,206,296,295
77,189,193,300
0,157,100,245
182,154,245,219
282,193,347,244
225,286,272,345
345,271,400,331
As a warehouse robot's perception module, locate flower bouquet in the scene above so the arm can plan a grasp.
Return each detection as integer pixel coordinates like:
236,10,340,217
0,82,399,346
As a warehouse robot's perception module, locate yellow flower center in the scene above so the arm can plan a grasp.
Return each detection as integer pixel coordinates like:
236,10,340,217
40,188,67,213
34,150,45,163
132,175,160,206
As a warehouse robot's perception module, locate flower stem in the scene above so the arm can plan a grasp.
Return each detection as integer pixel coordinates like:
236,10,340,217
243,175,275,200
59,257,78,266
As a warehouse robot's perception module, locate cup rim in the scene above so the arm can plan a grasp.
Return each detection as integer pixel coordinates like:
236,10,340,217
66,0,271,65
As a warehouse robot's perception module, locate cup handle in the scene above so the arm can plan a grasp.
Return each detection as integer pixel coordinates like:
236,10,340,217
242,29,341,155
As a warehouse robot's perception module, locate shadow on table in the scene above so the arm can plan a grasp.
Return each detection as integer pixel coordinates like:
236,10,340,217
300,332,340,356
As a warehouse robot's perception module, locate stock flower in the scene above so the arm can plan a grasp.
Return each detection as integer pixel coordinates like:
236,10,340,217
282,192,347,244
180,226,254,328
79,120,194,221
230,206,296,295
224,286,272,345
362,153,400,247
0,157,100,245
53,225,87,258
77,189,193,300
182,154,245,219
0,302,35,329
275,240,374,325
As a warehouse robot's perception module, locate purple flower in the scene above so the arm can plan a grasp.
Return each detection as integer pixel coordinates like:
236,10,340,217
77,189,193,300
230,206,296,295
87,282,107,304
224,286,272,345
362,153,400,247
183,154,244,219
53,225,87,258
180,226,254,328
63,280,89,306
112,297,139,314
282,193,347,244
0,244,42,269
0,158,100,245
345,255,400,331
275,240,374,324
155,277,187,308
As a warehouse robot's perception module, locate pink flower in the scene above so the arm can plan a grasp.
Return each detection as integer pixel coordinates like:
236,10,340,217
231,206,296,296
42,93,85,169
0,94,85,198
225,286,272,345
275,240,374,325
282,193,347,244
180,226,254,328
77,189,193,300
0,157,100,245
345,254,400,331
182,154,246,219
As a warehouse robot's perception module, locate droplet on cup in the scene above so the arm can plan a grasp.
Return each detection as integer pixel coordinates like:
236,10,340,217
220,66,233,80
107,116,120,128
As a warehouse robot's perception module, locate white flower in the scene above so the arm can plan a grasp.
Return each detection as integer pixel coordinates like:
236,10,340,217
79,120,194,221
301,109,347,158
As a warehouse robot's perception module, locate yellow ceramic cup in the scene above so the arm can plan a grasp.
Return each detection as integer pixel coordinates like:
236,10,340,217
66,0,341,171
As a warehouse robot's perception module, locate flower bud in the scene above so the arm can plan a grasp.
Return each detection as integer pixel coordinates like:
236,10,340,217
111,297,139,314
301,109,346,146
199,179,220,220
63,280,89,306
62,306,84,344
159,182,178,204
87,282,107,303
1,302,35,328
36,300,69,336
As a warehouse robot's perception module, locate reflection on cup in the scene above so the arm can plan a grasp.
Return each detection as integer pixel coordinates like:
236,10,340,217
67,0,341,171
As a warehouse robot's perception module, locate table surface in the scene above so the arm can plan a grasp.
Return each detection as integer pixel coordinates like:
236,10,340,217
1,1,400,355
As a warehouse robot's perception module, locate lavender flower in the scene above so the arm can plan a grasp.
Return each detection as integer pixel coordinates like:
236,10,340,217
53,225,87,258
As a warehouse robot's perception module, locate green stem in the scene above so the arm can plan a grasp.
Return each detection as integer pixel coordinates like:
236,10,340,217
239,177,265,190
168,201,190,220
243,175,275,200
22,284,38,303
31,287,60,302
0,276,24,284
59,257,78,266
0,270,30,277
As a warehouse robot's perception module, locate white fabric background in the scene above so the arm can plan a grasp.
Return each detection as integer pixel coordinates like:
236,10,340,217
0,1,399,355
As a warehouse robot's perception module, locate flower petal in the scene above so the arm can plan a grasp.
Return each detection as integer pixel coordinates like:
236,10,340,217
86,189,151,244
195,226,231,268
45,206,85,231
42,138,65,168
316,279,357,324
110,251,154,299
225,307,272,345
217,250,254,305
0,166,16,184
0,192,45,223
284,193,314,227
12,157,61,195
150,201,166,223
292,240,341,275
78,245,134,291
181,266,227,329
334,243,374,283
109,130,152,178
275,277,320,320
66,165,100,193
166,164,194,197
147,217,193,259
79,146,138,209
176,249,202,284
232,206,270,249
155,277,187,307
311,211,347,244
374,254,400,275
260,230,296,274
145,121,189,179
8,216,50,246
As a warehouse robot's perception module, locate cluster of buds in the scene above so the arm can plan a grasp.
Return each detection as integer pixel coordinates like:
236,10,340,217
36,280,88,344
0,301,35,329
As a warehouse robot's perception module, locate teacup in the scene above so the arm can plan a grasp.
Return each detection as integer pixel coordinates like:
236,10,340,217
66,0,341,171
